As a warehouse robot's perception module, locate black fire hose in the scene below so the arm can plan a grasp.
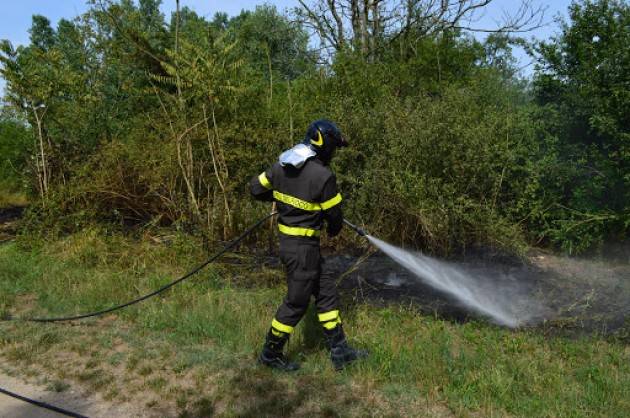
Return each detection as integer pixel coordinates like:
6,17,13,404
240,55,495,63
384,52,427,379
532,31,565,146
0,387,88,418
2,212,276,323
343,219,367,237
0,215,367,415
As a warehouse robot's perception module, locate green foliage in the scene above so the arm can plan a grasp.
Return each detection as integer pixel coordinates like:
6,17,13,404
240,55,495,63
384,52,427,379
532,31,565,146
0,111,30,182
0,0,626,254
321,70,539,254
533,0,630,253
228,5,316,80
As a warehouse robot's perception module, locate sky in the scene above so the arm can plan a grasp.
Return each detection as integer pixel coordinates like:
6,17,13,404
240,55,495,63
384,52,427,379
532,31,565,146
0,0,573,93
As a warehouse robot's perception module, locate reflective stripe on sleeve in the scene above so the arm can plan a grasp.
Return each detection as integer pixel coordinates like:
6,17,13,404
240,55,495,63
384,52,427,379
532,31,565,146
258,172,272,190
320,193,342,210
278,224,320,237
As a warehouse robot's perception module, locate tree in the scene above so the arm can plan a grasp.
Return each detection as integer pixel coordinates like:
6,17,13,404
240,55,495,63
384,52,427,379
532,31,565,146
533,0,630,251
296,0,545,59
29,15,55,50
0,34,58,199
0,109,30,190
229,5,316,80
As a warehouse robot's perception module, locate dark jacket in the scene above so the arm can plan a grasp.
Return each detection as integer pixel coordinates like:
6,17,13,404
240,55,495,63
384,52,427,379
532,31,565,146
250,157,343,238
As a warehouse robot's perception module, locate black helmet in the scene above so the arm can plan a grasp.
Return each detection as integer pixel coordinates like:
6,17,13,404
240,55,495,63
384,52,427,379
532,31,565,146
303,119,348,164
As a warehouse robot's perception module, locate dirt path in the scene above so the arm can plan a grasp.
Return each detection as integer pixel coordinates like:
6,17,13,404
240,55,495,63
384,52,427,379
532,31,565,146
0,362,148,418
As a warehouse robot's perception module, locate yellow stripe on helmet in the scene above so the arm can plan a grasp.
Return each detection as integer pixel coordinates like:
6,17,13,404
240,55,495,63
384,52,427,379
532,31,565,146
310,130,324,147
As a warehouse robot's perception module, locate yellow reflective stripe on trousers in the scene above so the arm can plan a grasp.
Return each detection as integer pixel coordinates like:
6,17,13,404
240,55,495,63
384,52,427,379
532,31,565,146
319,310,341,330
273,190,321,211
258,172,272,189
271,318,294,334
278,224,320,237
322,320,340,330
318,310,340,322
320,193,342,210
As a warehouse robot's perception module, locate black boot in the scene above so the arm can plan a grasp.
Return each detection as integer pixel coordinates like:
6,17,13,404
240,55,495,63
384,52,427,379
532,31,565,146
324,324,368,370
258,329,300,372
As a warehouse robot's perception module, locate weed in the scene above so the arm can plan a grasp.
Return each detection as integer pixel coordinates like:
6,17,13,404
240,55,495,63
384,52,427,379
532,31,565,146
0,190,28,208
138,364,154,376
178,397,215,418
80,369,114,391
47,380,70,393
126,355,140,372
105,387,120,401
108,352,125,367
147,376,167,392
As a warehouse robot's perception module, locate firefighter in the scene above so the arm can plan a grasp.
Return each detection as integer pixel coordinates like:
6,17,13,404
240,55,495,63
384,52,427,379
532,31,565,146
250,119,368,371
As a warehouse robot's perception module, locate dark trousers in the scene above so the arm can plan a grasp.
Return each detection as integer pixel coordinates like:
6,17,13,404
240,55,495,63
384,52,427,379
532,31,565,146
274,236,338,327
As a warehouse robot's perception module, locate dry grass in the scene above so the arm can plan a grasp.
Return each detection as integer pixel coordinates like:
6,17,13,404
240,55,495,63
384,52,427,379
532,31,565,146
0,189,28,209
0,235,629,417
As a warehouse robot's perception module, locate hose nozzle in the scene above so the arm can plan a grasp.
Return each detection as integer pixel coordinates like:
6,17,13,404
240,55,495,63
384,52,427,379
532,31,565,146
343,219,367,237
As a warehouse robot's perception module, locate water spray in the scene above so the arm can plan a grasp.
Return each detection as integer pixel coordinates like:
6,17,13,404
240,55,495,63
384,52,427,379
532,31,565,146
344,219,542,328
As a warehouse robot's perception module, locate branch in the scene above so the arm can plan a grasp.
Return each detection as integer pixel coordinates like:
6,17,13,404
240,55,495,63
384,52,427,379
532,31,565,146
452,0,547,34
297,0,340,49
389,0,547,45
327,0,346,47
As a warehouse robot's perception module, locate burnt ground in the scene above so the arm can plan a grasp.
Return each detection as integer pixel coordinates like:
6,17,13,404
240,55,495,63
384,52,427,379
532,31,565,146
327,249,630,338
0,206,24,243
243,244,629,339
0,206,24,223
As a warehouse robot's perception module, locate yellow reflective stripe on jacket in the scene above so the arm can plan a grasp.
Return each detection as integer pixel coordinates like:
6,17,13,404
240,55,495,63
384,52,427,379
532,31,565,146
318,310,340,322
320,193,342,210
273,190,321,211
271,318,294,334
258,172,272,190
272,190,343,212
278,224,320,237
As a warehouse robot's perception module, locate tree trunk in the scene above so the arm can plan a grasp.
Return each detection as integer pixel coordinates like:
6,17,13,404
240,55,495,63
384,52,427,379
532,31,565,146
371,0,380,56
361,0,370,56
174,0,185,113
204,103,232,238
287,80,293,141
176,134,201,220
326,0,345,48
351,0,361,50
33,110,48,200
266,44,273,106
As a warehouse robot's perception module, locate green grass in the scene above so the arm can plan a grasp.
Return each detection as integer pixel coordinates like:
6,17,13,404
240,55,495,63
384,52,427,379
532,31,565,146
0,232,628,417
0,179,28,208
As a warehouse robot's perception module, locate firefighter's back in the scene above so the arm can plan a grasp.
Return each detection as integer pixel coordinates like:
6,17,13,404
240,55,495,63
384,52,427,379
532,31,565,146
270,158,333,236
